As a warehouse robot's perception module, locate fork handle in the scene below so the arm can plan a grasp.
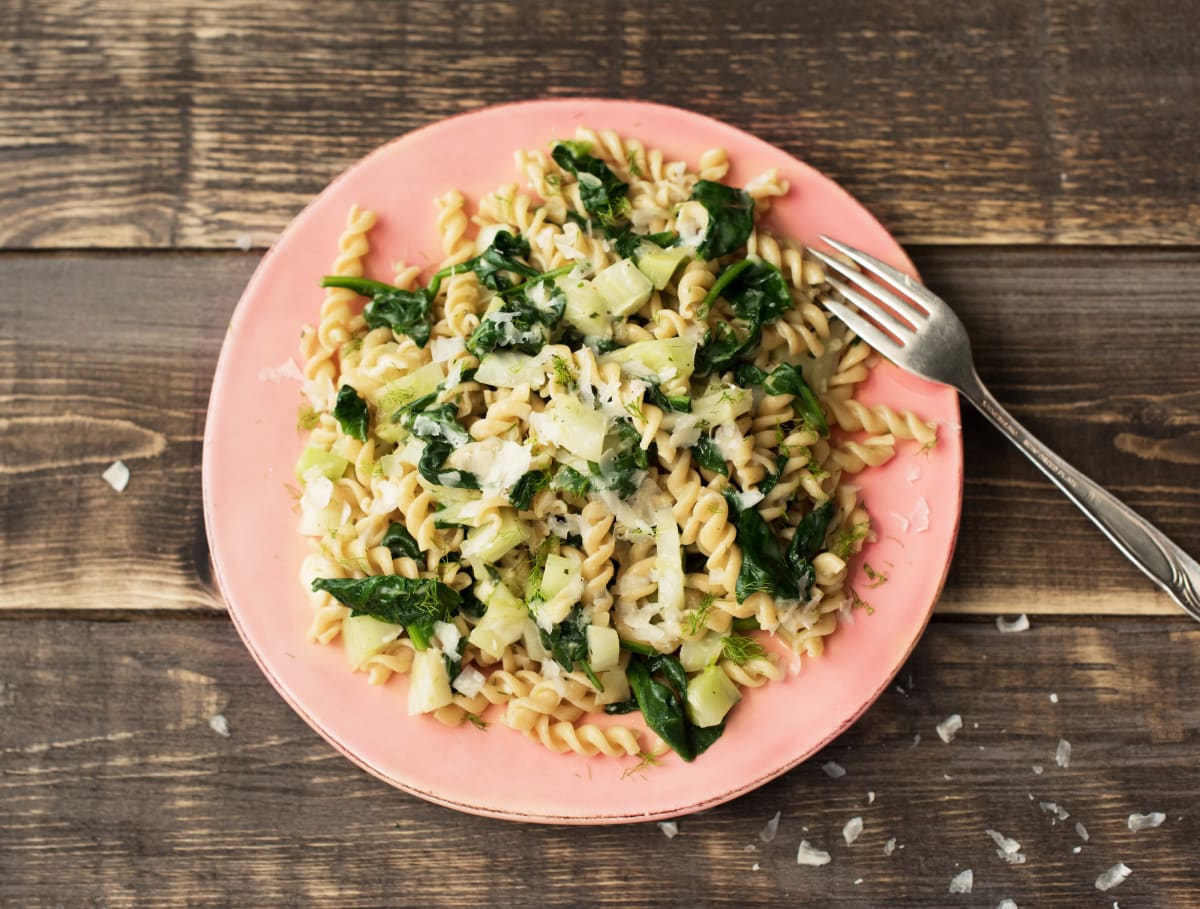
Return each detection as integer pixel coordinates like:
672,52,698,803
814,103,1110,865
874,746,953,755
961,373,1200,622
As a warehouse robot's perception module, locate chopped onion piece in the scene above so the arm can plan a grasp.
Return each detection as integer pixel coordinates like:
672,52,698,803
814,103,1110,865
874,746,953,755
657,821,678,839
759,810,781,843
796,841,831,867
822,760,846,779
843,816,864,845
948,869,973,894
102,460,130,492
1056,738,1072,768
996,614,1030,633
1127,812,1165,832
1095,863,1131,892
208,714,231,737
937,713,963,744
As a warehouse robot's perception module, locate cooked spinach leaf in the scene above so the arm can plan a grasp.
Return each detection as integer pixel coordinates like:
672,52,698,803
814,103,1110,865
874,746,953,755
398,396,480,489
509,469,551,510
473,230,541,291
466,285,566,358
311,575,461,645
785,499,837,585
643,383,691,413
321,275,433,348
757,449,789,497
690,433,729,476
551,141,630,226
695,259,792,376
551,464,592,498
381,522,420,560
539,603,602,690
690,180,754,261
332,384,369,441
728,503,800,604
625,653,725,762
733,362,828,436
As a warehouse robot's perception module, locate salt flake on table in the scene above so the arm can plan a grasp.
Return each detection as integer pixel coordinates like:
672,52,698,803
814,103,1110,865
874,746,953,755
948,869,973,894
208,714,230,737
1075,821,1090,841
1039,801,1069,822
102,461,130,492
937,713,963,743
986,829,1025,864
751,863,759,871
1095,863,1131,891
258,357,304,383
822,760,846,779
759,810,781,843
853,878,863,885
657,821,678,839
998,901,1019,909
883,837,897,856
234,233,253,251
996,614,1030,633
1127,812,1165,832
1032,764,1044,775
843,816,863,846
1050,692,1059,703
867,791,876,805
1056,738,1071,768
796,841,831,866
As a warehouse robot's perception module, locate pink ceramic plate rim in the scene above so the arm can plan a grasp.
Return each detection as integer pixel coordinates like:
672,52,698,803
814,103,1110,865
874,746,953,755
202,99,963,824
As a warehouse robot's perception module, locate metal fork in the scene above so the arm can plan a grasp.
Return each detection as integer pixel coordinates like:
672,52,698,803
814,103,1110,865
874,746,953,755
809,236,1200,622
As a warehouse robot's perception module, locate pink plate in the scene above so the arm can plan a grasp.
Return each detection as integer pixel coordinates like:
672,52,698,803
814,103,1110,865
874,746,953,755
202,99,963,824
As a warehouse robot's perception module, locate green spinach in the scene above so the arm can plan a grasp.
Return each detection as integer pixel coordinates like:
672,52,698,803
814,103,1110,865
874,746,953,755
690,433,729,476
733,362,828,436
398,395,480,489
551,141,630,226
509,469,551,510
690,180,754,261
551,465,592,498
643,383,691,413
695,259,792,376
538,604,602,690
332,384,369,441
784,499,837,598
624,653,725,762
311,575,461,650
727,501,801,604
381,522,420,560
321,275,433,348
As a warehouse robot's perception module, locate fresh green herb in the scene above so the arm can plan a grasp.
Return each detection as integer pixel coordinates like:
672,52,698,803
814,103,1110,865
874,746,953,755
551,141,630,226
626,149,643,178
524,536,556,607
848,586,875,614
619,749,661,780
296,405,321,431
551,354,577,389
690,433,729,476
624,399,645,423
321,275,434,348
683,593,715,637
831,521,871,560
311,575,461,650
509,470,551,511
538,603,603,691
625,653,725,762
863,563,889,588
643,383,691,413
332,384,369,441
551,464,592,498
397,395,479,489
690,180,754,261
466,713,488,730
722,634,767,665
381,522,420,560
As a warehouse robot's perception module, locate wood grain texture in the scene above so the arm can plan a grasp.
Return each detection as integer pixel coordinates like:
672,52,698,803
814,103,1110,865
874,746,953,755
1,616,1197,907
1,0,1197,248
2,248,1198,615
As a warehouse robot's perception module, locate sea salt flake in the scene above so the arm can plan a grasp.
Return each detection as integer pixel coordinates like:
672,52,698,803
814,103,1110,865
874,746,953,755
843,816,864,846
208,714,230,737
911,733,922,749
996,614,1030,633
1073,846,1083,854
759,810,782,843
1127,812,1165,832
937,713,963,743
751,863,759,871
906,465,921,485
1050,692,1059,703
258,357,304,383
1056,738,1072,768
948,869,973,894
822,760,846,779
796,841,831,866
657,821,678,839
853,878,863,885
743,844,757,853
890,511,910,532
883,837,897,856
1075,822,1090,841
909,496,930,532
998,901,1019,909
1095,863,1131,891
102,460,130,492
986,829,1026,864
1039,801,1070,822
234,233,253,251
867,791,876,805
1032,764,1044,775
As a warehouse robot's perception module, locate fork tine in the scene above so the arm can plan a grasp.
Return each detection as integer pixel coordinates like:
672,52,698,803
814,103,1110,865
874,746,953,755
817,293,905,359
823,273,916,341
818,235,945,314
808,248,927,328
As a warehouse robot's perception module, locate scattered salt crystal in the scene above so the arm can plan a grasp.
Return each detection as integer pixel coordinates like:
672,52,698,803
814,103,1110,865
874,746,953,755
258,357,304,383
883,837,897,856
906,465,921,485
796,841,832,866
944,773,954,781
986,829,1026,864
937,713,963,743
1032,764,1044,775
895,684,907,696
822,761,846,779
1039,801,1070,822
998,901,1019,909
1076,822,1090,841
1073,846,1083,854
743,844,757,853
1127,812,1165,832
208,714,230,737
751,863,759,871
948,868,973,894
891,511,910,532
102,460,130,492
996,614,1030,633
759,810,781,843
911,733,922,749
657,821,678,839
234,234,253,251
853,878,863,885
1095,863,1131,891
843,816,864,846
909,497,930,532
867,791,876,805
1056,739,1072,768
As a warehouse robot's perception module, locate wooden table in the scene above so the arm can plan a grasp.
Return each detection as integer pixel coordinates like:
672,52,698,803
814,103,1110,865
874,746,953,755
3,2,1198,906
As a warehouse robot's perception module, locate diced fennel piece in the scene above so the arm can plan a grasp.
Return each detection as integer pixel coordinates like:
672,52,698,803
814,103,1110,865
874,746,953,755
655,509,686,616
468,581,529,660
474,351,548,388
680,631,728,673
540,552,583,601
407,648,454,715
522,618,548,661
594,668,631,706
591,258,654,317
342,613,402,670
587,625,621,672
432,496,487,528
530,394,608,461
692,383,754,424
600,337,696,385
635,243,691,290
374,362,446,441
294,446,349,482
685,663,741,728
556,275,613,339
461,512,530,563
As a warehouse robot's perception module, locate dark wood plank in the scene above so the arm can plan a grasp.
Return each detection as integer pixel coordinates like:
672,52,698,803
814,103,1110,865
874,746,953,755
1,0,1197,248
2,248,1198,615
1,616,1197,907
